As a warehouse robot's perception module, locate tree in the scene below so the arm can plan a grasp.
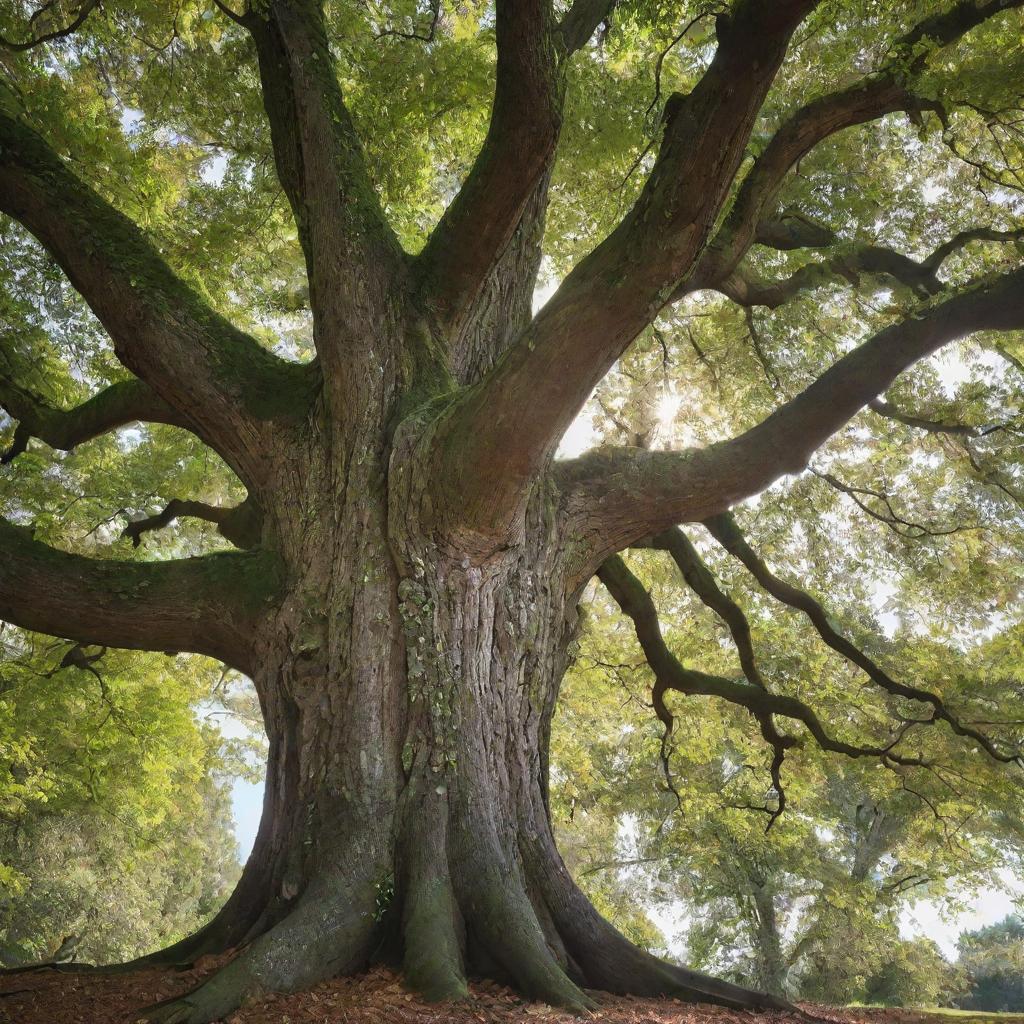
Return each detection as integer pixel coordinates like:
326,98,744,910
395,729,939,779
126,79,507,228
860,937,963,1008
957,916,1024,1011
1,0,1024,1020
0,630,253,965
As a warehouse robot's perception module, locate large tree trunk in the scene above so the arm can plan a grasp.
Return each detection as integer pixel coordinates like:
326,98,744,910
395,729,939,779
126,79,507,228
142,443,786,1022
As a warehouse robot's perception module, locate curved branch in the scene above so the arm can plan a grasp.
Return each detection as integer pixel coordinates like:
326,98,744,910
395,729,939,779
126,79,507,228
702,224,1024,309
0,518,281,671
596,554,930,771
753,213,837,251
639,527,798,828
123,497,262,550
439,2,617,381
0,98,313,486
650,526,766,691
0,0,99,52
868,398,986,436
242,1,406,381
924,227,1024,272
557,263,1024,565
0,376,191,463
813,469,979,539
709,245,941,308
703,510,1023,767
693,1,1024,289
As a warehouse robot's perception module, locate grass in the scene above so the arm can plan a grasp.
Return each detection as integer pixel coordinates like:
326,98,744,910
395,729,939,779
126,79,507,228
914,1012,1024,1021
851,1008,1024,1023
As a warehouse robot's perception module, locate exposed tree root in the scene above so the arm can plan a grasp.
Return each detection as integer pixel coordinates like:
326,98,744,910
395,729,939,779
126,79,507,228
451,811,596,1014
111,813,801,1024
139,855,385,1024
399,795,468,1002
523,827,794,1012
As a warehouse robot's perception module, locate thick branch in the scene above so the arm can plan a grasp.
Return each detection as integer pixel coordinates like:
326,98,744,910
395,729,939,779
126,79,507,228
0,97,312,485
558,263,1024,564
451,169,552,385
415,1,565,342
435,1,819,535
440,2,616,380
703,510,1023,766
704,224,1024,309
557,0,616,54
0,376,190,463
652,526,766,691
693,1,1024,289
122,498,262,550
242,1,406,377
0,518,280,671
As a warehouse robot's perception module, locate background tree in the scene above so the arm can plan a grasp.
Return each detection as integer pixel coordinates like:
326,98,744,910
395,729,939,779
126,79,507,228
956,916,1024,1012
1,1,1024,1022
0,627,257,966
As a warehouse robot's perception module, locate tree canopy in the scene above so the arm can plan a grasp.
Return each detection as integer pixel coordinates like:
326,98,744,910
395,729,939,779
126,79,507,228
958,915,1024,1011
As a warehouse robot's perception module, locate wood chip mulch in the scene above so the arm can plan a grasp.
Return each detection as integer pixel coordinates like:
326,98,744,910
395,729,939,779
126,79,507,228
0,958,899,1024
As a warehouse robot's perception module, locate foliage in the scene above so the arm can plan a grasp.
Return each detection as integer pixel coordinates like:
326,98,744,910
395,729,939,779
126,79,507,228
0,786,240,966
861,937,965,1008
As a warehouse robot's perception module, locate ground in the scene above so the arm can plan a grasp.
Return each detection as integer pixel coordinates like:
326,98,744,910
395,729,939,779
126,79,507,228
5,958,1022,1024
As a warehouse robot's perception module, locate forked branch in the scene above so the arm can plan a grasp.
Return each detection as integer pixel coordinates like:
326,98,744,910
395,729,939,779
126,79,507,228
123,498,262,550
699,224,1024,309
0,96,309,485
596,554,934,826
435,0,820,534
694,0,1024,288
416,1,568,341
651,526,766,691
0,376,191,464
